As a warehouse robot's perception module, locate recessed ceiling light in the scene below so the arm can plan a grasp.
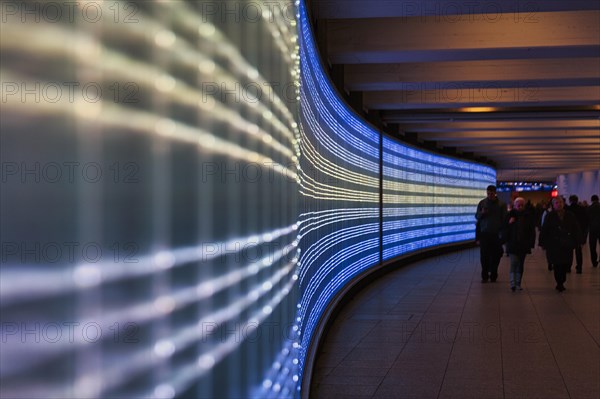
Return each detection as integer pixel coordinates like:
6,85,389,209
459,107,498,113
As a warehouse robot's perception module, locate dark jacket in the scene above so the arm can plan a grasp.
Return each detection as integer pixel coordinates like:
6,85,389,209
475,197,506,235
588,201,600,234
539,210,583,265
567,202,588,237
505,209,536,255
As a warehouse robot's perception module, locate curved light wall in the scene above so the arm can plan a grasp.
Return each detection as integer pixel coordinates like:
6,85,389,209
0,1,495,398
294,1,496,393
382,137,496,260
295,0,380,381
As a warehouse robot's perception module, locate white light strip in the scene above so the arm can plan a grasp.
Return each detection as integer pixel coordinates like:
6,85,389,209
0,19,297,150
1,72,298,183
0,222,297,305
146,270,299,399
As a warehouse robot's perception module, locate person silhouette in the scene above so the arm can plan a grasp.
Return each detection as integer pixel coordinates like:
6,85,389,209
475,185,506,283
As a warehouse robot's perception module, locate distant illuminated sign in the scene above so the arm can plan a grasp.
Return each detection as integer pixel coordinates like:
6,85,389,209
497,182,557,192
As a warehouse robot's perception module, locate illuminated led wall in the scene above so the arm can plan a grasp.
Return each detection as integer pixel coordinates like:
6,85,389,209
0,0,496,398
295,0,381,381
382,138,496,260
294,0,495,389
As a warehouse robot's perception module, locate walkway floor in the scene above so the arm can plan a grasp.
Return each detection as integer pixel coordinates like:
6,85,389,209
310,245,600,398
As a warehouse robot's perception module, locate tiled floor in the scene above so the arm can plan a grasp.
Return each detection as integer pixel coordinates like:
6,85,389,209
310,245,600,398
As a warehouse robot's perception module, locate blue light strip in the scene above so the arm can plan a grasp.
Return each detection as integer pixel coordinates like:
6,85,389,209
293,1,495,397
293,1,381,393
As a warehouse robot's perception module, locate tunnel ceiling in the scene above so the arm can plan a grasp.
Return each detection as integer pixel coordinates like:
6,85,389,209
309,0,600,182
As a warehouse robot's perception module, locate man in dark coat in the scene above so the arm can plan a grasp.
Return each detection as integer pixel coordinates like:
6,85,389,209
505,197,536,291
539,196,583,292
475,185,507,283
588,194,600,268
567,195,588,273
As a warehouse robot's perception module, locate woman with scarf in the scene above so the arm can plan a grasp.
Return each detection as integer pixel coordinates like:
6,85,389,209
505,197,536,291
